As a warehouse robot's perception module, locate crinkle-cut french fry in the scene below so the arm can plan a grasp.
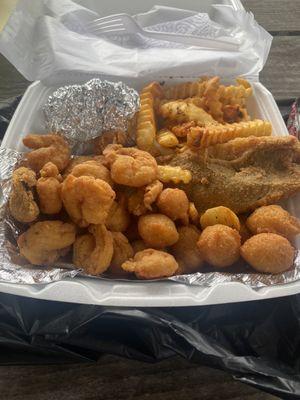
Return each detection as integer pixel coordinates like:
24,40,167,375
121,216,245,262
136,81,164,151
203,76,223,122
185,97,206,108
187,119,272,149
163,80,207,100
159,100,218,125
157,129,179,148
148,140,175,157
222,104,250,123
158,165,192,184
171,121,197,137
218,78,253,107
142,81,165,99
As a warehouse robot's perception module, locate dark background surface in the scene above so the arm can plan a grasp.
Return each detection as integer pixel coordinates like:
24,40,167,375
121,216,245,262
0,1,299,399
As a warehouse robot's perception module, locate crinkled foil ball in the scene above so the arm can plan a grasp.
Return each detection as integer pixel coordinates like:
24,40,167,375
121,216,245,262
43,79,140,142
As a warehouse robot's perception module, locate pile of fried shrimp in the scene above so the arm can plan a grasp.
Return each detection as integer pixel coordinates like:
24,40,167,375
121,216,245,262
8,131,299,280
7,77,300,279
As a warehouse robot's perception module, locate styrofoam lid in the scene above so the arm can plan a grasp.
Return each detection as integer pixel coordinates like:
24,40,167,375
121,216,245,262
0,0,272,85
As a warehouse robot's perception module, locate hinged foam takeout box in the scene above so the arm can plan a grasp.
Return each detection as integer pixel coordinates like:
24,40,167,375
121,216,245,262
0,0,298,306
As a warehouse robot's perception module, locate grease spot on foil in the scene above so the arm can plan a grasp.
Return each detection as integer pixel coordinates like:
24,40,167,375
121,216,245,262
43,79,140,142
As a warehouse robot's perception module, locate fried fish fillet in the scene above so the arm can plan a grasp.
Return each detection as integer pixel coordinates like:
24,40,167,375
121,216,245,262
167,135,300,214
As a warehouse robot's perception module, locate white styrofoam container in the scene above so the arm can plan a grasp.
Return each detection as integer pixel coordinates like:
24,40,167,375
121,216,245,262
1,79,300,307
2,0,299,306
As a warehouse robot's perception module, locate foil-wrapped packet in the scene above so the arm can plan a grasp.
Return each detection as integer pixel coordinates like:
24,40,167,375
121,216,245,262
43,79,140,141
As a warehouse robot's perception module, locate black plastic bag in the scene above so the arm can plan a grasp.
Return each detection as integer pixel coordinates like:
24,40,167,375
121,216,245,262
1,292,300,399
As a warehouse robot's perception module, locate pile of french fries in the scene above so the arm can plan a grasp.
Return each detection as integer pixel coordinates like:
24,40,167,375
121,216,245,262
135,76,272,154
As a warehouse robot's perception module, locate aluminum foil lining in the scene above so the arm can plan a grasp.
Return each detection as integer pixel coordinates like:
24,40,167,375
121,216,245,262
1,147,300,287
43,79,140,142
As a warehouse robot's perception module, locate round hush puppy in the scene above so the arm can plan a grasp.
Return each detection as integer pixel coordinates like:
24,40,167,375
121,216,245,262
241,233,295,274
122,249,178,279
197,224,241,268
156,188,189,224
138,214,179,248
246,205,300,241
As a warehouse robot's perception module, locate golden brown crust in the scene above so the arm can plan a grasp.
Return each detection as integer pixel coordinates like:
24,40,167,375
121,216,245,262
197,224,241,268
9,167,39,223
241,233,295,274
23,133,70,172
122,249,178,279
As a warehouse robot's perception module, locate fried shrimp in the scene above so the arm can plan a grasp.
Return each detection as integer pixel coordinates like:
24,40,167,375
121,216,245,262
138,214,179,248
63,155,106,177
144,180,163,210
61,175,115,227
73,224,113,275
171,225,203,273
127,189,147,216
9,167,39,223
241,233,295,274
17,221,76,265
122,249,178,279
105,198,130,232
23,134,70,172
246,205,300,241
108,232,134,276
104,145,158,187
37,162,62,214
197,224,241,268
70,160,113,186
157,188,189,224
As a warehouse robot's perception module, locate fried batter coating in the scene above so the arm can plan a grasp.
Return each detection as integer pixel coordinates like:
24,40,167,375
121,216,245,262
200,206,240,231
144,180,163,211
246,205,300,241
108,232,134,276
138,214,179,248
70,160,113,186
73,224,113,275
104,145,158,187
72,233,95,267
17,221,76,265
63,155,106,177
9,167,39,223
37,162,62,214
241,233,295,274
188,202,199,226
61,175,115,227
127,189,147,216
197,224,241,268
105,198,130,232
23,134,70,172
122,249,178,279
131,239,148,254
157,188,189,224
171,225,203,273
